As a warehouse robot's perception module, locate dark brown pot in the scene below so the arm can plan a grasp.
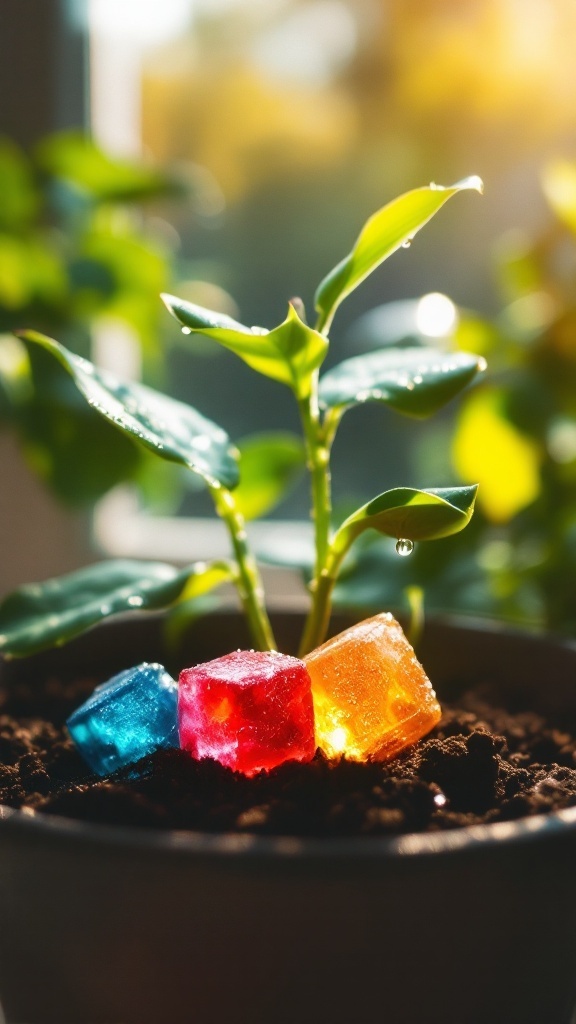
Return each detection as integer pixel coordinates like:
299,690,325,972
1,613,576,1024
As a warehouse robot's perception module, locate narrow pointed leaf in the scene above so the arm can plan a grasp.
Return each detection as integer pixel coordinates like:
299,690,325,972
319,347,486,419
162,295,328,398
17,331,239,489
0,560,232,657
314,177,483,331
335,485,478,552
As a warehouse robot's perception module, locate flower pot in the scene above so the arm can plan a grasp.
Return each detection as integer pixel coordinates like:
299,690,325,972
1,613,576,1024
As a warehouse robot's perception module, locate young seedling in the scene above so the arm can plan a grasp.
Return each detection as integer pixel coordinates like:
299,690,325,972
0,177,485,660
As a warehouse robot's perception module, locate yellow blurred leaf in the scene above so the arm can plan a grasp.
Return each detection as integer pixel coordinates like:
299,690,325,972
453,388,541,523
542,160,576,234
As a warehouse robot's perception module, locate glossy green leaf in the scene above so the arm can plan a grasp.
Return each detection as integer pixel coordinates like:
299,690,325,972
334,485,478,553
234,432,306,520
11,342,143,504
0,560,232,657
162,294,328,398
17,331,239,489
319,347,485,419
314,177,483,332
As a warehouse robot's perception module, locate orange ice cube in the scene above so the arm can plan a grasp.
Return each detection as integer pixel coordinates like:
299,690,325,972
304,613,441,761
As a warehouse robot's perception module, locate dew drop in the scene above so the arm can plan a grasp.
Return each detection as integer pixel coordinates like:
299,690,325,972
401,239,412,249
127,595,144,607
396,538,414,557
181,326,192,335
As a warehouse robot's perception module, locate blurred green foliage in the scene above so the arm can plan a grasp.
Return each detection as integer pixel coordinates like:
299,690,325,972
336,160,576,636
0,132,187,503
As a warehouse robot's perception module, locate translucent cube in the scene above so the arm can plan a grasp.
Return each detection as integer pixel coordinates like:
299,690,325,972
179,650,316,776
304,613,441,761
67,662,178,776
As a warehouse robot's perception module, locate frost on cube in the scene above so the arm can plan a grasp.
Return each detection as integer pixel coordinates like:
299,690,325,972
304,613,441,762
178,650,316,776
67,662,178,776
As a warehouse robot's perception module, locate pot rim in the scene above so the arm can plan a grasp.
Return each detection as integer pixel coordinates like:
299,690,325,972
2,799,576,862
2,613,576,862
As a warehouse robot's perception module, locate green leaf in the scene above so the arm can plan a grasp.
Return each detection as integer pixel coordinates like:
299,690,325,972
17,330,239,489
334,485,478,553
234,432,306,520
319,347,485,419
14,342,143,504
0,334,31,421
0,560,232,657
36,132,184,204
314,177,483,332
162,295,328,398
0,235,67,313
0,139,39,232
542,160,576,235
331,531,500,619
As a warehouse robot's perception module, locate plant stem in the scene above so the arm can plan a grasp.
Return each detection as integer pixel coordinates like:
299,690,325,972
211,484,276,651
298,375,332,579
298,370,339,656
298,544,347,657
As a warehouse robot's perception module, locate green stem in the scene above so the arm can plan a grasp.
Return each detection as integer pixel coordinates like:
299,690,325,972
298,543,347,657
298,376,331,580
211,484,276,651
297,369,345,657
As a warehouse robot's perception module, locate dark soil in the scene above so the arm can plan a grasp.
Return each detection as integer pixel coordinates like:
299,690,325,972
2,673,576,836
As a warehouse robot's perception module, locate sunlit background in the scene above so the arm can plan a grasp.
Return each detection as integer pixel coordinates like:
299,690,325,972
3,0,576,631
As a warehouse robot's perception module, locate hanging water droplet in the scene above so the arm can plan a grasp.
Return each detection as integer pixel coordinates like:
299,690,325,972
401,239,412,249
396,538,414,557
181,326,192,335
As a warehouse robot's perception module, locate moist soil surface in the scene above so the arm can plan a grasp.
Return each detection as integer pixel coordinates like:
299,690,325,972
2,673,576,836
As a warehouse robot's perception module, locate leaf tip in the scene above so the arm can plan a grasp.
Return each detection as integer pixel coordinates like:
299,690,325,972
13,328,38,342
455,175,484,195
160,292,179,317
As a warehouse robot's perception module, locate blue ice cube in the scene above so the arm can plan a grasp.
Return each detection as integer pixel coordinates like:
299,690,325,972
67,662,178,776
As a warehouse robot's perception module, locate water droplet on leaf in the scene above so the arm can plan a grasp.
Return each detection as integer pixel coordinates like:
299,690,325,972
401,239,412,249
396,538,414,557
181,326,192,335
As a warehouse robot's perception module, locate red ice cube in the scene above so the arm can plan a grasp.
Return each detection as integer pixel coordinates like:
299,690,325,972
178,650,316,776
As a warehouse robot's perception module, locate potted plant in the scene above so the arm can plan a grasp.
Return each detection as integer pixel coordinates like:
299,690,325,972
1,176,576,1024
